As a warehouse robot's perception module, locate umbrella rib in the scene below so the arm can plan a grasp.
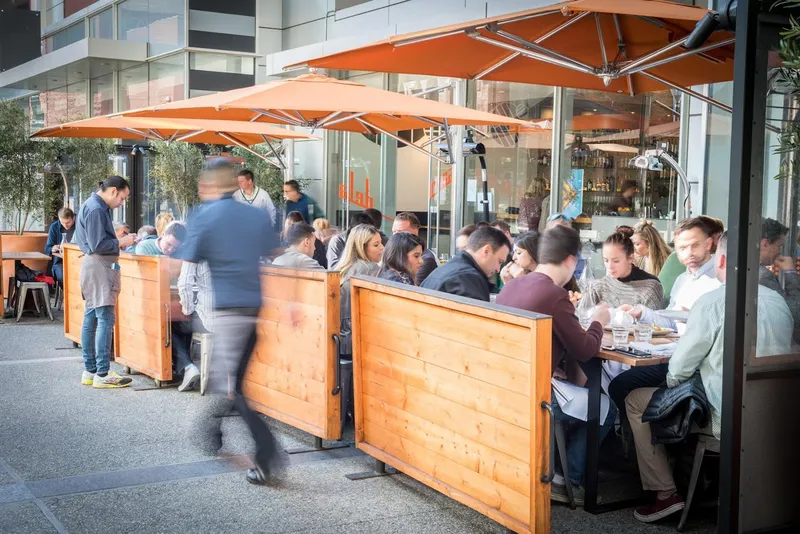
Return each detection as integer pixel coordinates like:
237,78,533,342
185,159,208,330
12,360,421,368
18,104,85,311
121,128,158,140
595,13,609,71
277,109,307,125
421,131,447,149
315,111,342,128
251,109,304,126
616,37,689,77
622,38,735,77
323,112,368,128
486,24,595,73
173,130,206,143
413,116,444,128
218,132,283,169
473,12,591,81
468,31,593,75
356,118,450,165
611,14,635,97
261,135,286,169
442,117,454,165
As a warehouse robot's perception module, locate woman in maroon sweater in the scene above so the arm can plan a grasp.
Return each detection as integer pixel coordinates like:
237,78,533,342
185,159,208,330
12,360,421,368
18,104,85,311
497,225,614,506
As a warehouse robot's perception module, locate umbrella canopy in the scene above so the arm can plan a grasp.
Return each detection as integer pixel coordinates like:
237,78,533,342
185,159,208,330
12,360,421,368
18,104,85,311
118,74,537,133
32,116,314,145
31,116,317,168
288,0,734,96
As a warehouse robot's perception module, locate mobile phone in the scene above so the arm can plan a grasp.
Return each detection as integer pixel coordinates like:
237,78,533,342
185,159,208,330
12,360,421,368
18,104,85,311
615,347,652,358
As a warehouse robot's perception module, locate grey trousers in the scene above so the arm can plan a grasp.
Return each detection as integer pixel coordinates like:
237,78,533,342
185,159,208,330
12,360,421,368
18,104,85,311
198,308,278,472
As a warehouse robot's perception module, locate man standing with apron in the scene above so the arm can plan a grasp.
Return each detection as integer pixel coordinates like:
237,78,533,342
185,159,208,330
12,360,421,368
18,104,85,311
178,159,281,485
76,176,137,388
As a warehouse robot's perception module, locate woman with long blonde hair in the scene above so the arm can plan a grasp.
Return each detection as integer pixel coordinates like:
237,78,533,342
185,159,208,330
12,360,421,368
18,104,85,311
632,220,671,276
338,224,385,357
155,212,174,236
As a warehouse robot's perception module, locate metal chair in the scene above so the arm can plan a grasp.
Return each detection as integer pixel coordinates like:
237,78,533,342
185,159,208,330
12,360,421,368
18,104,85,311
15,281,53,322
191,332,212,395
554,420,577,509
677,434,720,531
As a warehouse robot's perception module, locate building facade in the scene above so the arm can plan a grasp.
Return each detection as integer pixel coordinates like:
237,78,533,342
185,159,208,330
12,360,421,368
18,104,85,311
0,0,791,263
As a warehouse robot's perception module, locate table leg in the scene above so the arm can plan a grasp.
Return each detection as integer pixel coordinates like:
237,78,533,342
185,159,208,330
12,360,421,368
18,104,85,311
584,357,602,513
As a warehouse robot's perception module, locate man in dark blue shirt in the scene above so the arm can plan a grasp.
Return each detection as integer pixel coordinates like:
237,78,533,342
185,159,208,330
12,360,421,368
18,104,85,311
283,179,323,224
75,176,137,389
178,158,281,486
44,207,76,283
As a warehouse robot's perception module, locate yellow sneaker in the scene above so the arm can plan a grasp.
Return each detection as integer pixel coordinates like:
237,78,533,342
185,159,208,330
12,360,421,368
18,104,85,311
81,371,95,385
92,371,133,389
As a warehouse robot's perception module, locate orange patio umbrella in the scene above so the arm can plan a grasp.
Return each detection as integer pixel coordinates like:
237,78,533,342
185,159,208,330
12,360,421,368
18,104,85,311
116,74,543,164
32,116,317,168
289,0,735,107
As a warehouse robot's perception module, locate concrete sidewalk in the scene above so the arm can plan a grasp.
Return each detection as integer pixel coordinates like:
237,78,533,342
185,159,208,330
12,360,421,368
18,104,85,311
0,314,716,533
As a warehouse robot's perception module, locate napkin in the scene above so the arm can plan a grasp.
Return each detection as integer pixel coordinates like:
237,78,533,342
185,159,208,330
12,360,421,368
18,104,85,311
629,341,678,355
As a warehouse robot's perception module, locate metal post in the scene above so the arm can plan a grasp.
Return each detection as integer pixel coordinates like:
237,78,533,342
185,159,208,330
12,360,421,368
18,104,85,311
284,139,295,182
550,86,567,217
450,80,467,255
720,1,770,531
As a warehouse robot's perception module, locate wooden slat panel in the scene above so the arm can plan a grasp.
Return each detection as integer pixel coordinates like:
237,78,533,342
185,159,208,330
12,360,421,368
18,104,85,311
261,297,324,329
115,255,171,381
63,245,84,344
363,394,530,496
361,367,530,463
362,420,530,524
245,270,341,441
262,275,327,307
117,255,161,282
363,343,530,430
360,315,530,395
359,290,530,359
350,281,553,533
243,380,325,431
244,360,326,406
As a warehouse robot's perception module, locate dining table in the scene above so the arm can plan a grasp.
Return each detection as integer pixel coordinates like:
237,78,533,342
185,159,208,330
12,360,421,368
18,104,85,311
583,330,679,514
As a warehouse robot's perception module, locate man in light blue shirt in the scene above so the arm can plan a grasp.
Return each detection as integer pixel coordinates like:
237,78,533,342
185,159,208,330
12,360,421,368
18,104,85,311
625,231,792,524
134,222,187,257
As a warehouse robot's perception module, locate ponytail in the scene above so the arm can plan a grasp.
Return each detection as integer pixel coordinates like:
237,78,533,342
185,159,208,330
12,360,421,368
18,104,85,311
99,175,130,192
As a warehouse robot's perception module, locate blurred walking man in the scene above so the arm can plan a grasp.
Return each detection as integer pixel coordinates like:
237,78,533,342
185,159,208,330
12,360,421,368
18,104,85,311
75,176,136,388
177,158,281,485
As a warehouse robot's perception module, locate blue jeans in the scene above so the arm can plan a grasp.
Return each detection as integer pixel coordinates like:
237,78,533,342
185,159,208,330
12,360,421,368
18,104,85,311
52,263,63,283
552,392,618,486
81,305,116,376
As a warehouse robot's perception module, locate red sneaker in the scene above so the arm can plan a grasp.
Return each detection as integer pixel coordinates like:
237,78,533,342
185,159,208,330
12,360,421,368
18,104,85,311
634,494,685,523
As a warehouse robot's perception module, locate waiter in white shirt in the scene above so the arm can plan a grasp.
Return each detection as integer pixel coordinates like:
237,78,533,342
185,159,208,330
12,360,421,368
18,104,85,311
234,169,277,225
608,217,722,416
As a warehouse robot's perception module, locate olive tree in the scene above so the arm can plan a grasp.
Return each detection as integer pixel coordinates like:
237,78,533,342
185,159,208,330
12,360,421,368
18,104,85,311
149,140,205,219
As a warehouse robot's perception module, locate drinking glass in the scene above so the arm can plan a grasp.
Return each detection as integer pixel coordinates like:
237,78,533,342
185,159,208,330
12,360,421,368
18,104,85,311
612,326,630,350
634,322,653,344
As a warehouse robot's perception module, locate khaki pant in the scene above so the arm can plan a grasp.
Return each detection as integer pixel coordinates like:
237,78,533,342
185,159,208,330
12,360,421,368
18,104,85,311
626,387,677,492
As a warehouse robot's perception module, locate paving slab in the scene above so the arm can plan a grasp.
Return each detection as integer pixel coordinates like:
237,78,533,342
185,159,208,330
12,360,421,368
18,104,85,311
0,501,58,534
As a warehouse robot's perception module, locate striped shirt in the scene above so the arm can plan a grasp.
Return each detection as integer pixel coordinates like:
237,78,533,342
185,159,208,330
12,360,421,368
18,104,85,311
177,260,213,331
666,284,793,438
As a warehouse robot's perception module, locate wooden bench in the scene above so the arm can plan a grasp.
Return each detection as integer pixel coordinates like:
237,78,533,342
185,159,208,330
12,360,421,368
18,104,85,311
349,277,553,534
243,267,346,450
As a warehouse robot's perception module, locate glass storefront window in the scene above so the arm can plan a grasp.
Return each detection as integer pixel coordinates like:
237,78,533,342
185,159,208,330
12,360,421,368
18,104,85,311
469,81,555,235
90,74,114,116
89,9,113,39
66,81,87,119
118,0,184,56
189,53,255,75
119,64,148,111
148,54,185,106
43,22,85,54
40,86,68,127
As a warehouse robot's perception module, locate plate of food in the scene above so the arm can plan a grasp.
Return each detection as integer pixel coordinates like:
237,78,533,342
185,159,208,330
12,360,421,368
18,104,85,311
603,324,676,336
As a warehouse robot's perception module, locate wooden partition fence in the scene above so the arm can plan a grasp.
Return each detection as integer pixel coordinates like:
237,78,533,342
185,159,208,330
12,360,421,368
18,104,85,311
115,252,173,382
243,267,343,441
350,277,553,534
62,244,85,346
